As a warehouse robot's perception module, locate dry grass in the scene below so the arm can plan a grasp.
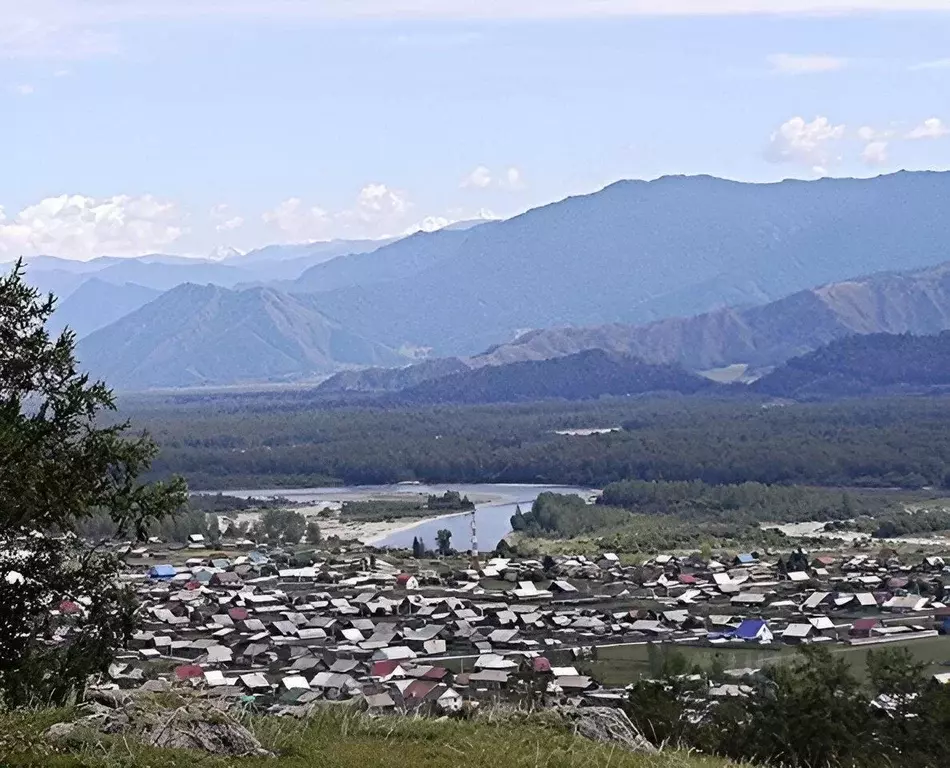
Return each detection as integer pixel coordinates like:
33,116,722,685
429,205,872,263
0,706,742,768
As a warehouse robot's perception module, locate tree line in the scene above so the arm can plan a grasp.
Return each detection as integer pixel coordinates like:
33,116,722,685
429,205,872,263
123,393,950,491
625,644,950,768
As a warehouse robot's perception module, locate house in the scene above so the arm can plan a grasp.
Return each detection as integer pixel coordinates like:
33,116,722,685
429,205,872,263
210,572,242,588
148,564,177,581
850,618,881,638
734,554,757,567
396,574,419,590
732,619,773,644
782,623,815,643
883,595,929,613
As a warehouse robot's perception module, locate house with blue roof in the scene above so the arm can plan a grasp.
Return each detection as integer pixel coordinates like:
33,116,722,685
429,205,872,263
147,564,177,580
733,553,757,566
732,619,773,644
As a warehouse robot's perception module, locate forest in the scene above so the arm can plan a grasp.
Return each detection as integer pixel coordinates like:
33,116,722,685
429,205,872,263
512,491,813,552
121,392,950,491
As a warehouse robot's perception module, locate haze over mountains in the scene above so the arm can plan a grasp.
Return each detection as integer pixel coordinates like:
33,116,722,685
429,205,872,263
474,259,950,374
12,170,950,391
76,284,403,390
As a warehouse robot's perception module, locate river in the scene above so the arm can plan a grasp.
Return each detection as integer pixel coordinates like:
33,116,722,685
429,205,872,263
218,483,591,551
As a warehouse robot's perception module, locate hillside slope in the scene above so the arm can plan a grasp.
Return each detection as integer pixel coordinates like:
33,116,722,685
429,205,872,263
474,259,950,373
392,349,716,405
316,357,471,394
310,171,950,355
49,278,162,338
0,707,735,768
76,284,404,389
754,332,950,398
291,227,477,293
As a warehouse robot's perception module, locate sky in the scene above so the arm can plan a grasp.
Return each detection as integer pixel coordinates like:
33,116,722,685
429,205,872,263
3,0,950,260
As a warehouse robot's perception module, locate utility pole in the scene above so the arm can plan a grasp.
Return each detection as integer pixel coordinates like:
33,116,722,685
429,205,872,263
470,508,480,569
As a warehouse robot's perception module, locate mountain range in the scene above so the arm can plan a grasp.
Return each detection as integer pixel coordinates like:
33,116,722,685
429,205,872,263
305,171,950,356
75,284,403,390
14,170,950,390
473,259,950,374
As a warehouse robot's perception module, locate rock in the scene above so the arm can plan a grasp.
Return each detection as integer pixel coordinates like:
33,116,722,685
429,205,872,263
557,706,658,754
142,710,269,756
45,722,80,743
139,679,171,693
85,689,132,709
45,694,272,758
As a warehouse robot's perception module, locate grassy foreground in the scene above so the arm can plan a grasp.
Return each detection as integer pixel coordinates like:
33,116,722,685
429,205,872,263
0,707,741,768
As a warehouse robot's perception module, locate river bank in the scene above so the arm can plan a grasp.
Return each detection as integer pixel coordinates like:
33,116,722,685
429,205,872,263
216,483,591,551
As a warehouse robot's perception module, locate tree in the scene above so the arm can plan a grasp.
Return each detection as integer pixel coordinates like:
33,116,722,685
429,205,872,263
0,263,186,706
204,514,222,547
305,519,322,545
259,508,306,544
436,529,453,556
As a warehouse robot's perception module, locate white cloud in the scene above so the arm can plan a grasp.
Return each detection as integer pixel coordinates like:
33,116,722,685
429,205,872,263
767,54,848,75
13,84,34,95
461,165,526,191
0,14,119,59
216,216,244,232
263,183,413,241
0,194,184,260
861,141,889,167
4,1,946,58
766,116,846,171
906,117,949,140
262,198,331,241
502,167,526,190
354,183,409,218
910,58,950,71
461,166,493,189
209,203,245,232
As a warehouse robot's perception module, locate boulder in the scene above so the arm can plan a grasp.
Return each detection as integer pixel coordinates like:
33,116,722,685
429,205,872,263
44,694,271,757
557,706,657,754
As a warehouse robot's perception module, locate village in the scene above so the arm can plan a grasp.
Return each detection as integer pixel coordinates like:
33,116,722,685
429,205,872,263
65,532,950,717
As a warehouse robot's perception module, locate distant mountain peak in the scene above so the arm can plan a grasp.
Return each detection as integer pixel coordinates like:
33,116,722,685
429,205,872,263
208,245,244,261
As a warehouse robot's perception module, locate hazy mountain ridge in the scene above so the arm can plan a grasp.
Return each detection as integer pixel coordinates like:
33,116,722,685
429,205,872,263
474,260,950,373
290,227,480,294
307,171,950,356
76,283,405,390
49,279,162,338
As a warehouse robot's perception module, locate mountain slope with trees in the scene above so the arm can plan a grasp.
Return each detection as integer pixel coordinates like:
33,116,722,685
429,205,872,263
754,331,950,398
391,349,717,405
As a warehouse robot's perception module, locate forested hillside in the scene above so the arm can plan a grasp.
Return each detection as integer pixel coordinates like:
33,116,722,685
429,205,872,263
392,350,715,404
755,332,950,398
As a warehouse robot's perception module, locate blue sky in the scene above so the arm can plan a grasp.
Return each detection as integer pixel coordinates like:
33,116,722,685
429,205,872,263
3,1,950,259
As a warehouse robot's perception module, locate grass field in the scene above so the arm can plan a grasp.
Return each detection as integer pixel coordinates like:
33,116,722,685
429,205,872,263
586,636,950,686
0,707,740,768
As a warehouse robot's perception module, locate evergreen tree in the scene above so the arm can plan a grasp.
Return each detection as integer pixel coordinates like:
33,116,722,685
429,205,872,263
0,262,186,706
436,528,452,556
